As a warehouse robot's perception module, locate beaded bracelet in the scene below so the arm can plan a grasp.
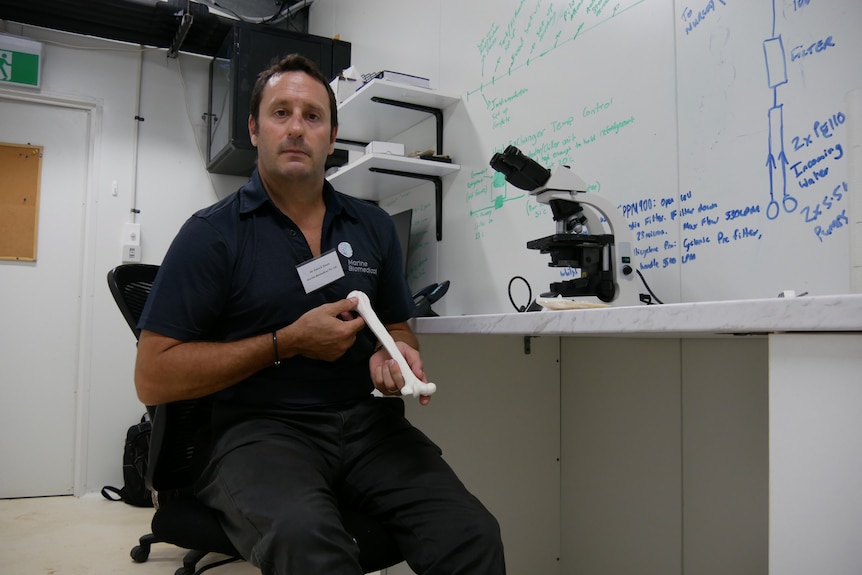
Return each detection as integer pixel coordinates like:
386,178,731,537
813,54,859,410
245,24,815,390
272,330,281,366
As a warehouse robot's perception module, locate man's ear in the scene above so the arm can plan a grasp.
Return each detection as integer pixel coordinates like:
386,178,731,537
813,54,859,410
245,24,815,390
329,125,338,154
248,115,258,147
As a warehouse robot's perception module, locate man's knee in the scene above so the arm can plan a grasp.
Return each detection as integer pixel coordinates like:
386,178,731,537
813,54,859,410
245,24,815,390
422,506,505,574
433,503,504,557
249,511,362,574
463,505,504,550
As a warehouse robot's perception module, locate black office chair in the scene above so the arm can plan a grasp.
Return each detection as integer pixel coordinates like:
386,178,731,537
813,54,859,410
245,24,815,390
107,263,404,575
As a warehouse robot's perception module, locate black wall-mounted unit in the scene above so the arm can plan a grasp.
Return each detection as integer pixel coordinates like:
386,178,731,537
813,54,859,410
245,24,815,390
206,25,351,176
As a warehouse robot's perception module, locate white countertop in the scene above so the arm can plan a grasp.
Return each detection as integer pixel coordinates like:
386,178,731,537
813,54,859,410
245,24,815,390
412,294,862,337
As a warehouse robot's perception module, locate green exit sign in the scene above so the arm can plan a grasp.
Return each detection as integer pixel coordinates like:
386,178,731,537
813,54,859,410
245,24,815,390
0,34,42,88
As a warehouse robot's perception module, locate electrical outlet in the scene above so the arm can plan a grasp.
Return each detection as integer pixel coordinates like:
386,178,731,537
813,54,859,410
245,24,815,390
122,222,141,263
122,244,141,263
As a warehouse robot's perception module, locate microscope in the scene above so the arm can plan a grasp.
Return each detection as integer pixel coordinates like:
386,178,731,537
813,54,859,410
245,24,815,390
490,145,640,307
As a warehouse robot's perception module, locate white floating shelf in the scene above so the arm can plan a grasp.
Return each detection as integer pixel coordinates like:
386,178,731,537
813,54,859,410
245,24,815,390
327,153,460,202
335,79,460,145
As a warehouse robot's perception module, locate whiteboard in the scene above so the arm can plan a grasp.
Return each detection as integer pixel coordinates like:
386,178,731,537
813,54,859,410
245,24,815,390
435,0,680,313
313,0,861,314
674,0,861,301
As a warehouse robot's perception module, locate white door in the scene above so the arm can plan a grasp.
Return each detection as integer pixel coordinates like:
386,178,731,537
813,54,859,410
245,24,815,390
0,95,90,497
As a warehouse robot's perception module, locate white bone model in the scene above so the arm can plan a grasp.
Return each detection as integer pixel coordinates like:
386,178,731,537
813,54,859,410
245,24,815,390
348,290,437,398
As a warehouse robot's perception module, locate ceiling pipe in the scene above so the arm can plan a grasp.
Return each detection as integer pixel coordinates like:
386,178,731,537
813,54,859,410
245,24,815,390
267,0,315,25
198,0,314,25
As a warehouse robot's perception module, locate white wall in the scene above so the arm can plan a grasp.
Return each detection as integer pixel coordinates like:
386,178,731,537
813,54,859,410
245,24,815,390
0,21,246,494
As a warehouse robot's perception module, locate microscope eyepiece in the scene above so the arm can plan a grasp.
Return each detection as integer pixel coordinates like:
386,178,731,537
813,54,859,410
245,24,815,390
489,145,551,191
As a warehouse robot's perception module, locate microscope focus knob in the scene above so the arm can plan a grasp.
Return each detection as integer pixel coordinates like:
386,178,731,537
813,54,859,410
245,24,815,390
622,265,633,276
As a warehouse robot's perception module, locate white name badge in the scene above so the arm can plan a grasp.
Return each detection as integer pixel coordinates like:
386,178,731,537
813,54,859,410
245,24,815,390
297,249,345,294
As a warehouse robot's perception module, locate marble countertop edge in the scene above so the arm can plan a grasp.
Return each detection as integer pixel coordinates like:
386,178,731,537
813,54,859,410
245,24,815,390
411,294,862,337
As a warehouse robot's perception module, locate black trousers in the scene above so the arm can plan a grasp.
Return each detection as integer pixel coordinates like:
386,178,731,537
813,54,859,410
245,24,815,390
195,398,506,575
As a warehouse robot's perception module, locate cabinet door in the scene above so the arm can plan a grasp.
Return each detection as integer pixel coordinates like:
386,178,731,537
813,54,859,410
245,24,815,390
769,333,862,575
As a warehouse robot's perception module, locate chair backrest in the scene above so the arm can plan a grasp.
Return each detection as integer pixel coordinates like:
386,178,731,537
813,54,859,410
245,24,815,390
147,399,213,493
106,263,206,493
107,264,160,340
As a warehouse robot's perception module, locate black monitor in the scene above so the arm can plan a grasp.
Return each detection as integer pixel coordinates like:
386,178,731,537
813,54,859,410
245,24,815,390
389,209,412,277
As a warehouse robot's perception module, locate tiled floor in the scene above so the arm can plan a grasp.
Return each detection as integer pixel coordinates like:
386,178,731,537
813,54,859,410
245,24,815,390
0,494,257,574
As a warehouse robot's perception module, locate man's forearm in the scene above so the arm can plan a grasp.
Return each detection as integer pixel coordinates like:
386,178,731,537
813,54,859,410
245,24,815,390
134,329,274,405
380,321,419,352
134,299,368,405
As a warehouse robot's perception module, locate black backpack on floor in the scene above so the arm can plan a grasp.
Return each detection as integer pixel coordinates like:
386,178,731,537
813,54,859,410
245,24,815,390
101,413,154,508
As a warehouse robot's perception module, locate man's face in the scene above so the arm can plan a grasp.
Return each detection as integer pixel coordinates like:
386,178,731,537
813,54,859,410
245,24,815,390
249,71,337,182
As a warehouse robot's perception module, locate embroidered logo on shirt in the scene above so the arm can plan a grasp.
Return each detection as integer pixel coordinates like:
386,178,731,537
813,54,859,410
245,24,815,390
339,241,377,275
338,242,353,258
348,259,378,275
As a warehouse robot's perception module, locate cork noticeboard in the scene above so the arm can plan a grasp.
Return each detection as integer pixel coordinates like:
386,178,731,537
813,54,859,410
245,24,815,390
0,142,43,261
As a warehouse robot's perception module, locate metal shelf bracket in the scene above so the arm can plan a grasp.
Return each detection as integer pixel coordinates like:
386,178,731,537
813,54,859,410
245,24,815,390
369,167,443,241
369,96,445,154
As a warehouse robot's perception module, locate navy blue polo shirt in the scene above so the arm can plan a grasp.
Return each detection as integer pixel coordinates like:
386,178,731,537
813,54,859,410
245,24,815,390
139,170,415,408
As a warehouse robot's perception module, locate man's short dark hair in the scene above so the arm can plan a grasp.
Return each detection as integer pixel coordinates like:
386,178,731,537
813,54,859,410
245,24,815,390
249,53,338,133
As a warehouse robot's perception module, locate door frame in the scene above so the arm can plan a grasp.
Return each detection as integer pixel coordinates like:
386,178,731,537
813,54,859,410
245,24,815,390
0,87,101,496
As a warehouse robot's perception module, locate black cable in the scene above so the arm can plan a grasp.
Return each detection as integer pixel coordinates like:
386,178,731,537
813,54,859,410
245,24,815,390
212,0,295,25
508,276,533,312
260,0,292,25
195,555,242,574
636,270,664,304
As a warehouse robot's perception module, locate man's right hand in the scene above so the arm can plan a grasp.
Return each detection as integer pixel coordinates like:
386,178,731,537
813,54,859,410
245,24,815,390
281,297,366,361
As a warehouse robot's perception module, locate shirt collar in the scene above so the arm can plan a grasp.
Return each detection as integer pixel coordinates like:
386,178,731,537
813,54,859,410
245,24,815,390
237,169,359,222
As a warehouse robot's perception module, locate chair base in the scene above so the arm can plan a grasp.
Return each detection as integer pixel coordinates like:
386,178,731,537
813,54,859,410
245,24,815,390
130,532,157,563
130,532,242,575
177,549,241,575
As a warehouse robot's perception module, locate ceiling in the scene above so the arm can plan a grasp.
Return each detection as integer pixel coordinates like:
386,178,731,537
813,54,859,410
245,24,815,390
0,0,310,57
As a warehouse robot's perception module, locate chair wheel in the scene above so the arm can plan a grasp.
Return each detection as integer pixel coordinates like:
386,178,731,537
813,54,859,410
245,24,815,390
130,544,150,563
175,568,193,575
